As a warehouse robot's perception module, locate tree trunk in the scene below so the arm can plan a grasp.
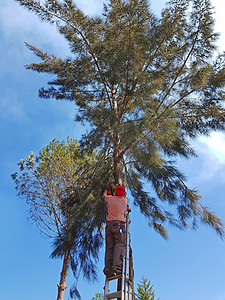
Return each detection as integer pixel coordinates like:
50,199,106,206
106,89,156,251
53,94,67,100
112,91,123,186
113,135,123,185
57,250,70,300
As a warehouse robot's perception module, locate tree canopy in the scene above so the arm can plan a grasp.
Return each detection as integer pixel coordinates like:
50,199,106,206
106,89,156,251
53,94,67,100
15,0,225,238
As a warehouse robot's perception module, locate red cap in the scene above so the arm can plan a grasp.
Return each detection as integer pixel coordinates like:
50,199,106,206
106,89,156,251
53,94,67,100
115,185,126,196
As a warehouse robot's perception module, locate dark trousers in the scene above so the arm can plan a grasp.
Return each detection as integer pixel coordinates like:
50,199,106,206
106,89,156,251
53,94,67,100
105,221,125,270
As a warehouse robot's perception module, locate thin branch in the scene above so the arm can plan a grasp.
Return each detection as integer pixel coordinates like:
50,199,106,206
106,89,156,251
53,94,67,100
34,204,60,236
33,4,113,109
36,223,55,238
154,33,199,115
155,89,195,121
72,89,104,93
30,167,66,230
124,160,137,165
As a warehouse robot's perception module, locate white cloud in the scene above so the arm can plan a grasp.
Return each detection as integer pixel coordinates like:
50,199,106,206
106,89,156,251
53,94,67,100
200,132,225,163
211,0,225,50
194,132,225,181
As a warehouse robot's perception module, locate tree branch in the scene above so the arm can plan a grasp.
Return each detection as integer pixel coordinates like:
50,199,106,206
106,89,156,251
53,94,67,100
154,34,199,115
30,167,66,230
26,2,113,109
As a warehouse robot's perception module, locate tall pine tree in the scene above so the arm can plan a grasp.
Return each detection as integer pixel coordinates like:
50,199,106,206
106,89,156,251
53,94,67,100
15,0,225,237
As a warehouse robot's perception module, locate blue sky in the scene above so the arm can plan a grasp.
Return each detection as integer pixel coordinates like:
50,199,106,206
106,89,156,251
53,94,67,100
0,0,225,299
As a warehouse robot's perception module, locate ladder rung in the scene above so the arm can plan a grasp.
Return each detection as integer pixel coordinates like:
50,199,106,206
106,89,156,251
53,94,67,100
106,291,121,299
107,274,122,281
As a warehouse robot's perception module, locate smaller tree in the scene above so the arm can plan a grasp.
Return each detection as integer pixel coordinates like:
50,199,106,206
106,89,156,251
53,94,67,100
136,276,159,300
12,138,109,300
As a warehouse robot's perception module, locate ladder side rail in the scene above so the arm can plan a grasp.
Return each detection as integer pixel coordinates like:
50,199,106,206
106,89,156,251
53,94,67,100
120,256,126,300
126,212,134,300
124,212,130,299
128,279,132,300
103,277,109,300
125,212,130,279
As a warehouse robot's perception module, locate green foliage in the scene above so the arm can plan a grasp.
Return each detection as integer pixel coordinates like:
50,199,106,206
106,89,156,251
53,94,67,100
15,0,225,238
91,293,104,300
136,276,159,300
91,276,158,300
12,137,110,299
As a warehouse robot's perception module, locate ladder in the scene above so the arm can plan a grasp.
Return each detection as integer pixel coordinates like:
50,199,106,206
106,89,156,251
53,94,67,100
103,212,133,300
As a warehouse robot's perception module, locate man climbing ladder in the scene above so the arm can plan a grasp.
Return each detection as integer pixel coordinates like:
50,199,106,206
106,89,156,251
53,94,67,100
103,186,134,299
103,186,127,277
